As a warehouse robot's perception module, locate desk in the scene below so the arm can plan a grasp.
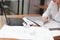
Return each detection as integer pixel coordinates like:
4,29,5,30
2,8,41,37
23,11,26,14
0,14,60,40
0,38,18,40
0,14,41,29
54,36,60,40
0,14,40,40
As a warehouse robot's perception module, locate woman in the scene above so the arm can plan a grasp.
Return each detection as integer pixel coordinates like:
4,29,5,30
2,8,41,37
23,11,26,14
42,0,60,24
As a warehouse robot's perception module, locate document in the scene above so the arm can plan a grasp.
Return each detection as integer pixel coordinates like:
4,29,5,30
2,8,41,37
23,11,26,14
22,16,60,38
23,17,36,26
50,30,60,36
23,16,43,26
23,16,60,29
44,20,60,29
0,24,54,40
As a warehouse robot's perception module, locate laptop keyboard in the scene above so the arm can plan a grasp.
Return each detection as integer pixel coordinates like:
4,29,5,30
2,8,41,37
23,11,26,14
6,18,24,26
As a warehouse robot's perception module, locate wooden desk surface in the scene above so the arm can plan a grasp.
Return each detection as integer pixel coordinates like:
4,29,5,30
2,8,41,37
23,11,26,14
0,38,18,40
0,38,26,40
54,36,60,40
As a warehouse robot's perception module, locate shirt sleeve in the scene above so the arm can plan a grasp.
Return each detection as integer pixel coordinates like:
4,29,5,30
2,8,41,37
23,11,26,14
42,1,53,18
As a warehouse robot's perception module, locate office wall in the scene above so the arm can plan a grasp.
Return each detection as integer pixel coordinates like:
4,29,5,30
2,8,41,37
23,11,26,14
3,0,18,15
45,0,51,5
4,0,51,15
10,0,22,15
19,0,22,14
29,0,51,14
12,0,50,14
10,0,18,14
9,0,29,14
0,0,5,2
29,0,40,14
23,0,29,14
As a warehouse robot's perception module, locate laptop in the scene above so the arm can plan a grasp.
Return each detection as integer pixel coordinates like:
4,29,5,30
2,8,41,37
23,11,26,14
4,12,24,26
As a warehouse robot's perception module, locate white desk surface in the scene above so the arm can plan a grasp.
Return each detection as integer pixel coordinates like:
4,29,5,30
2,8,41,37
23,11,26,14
23,16,60,37
0,24,54,40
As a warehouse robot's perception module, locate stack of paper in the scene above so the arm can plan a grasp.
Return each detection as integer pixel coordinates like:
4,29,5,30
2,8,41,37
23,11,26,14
23,16,43,26
23,17,36,26
0,24,35,40
23,16,60,29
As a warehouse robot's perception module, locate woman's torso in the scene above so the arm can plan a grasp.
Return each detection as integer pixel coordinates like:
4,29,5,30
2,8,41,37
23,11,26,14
50,1,60,22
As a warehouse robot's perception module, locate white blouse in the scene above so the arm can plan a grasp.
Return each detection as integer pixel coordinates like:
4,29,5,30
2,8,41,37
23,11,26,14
42,1,60,22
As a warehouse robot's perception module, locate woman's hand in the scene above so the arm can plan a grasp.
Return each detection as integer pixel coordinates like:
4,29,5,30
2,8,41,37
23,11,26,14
42,16,48,24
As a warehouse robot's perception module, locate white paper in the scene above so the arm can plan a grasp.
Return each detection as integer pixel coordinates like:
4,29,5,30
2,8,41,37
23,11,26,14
44,20,60,28
0,24,54,40
23,16,60,38
50,30,60,36
23,16,60,29
23,16,43,27
23,17,36,26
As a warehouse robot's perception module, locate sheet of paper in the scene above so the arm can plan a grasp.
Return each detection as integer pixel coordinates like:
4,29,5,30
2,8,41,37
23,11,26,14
24,16,42,21
0,24,34,40
50,30,60,36
23,16,60,38
24,16,60,29
23,17,36,26
0,24,54,40
23,16,43,26
44,20,60,28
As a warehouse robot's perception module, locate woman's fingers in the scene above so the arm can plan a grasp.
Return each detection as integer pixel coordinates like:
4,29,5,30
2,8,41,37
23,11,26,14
42,17,48,24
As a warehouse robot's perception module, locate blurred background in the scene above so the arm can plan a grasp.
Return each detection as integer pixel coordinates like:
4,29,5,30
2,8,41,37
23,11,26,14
0,0,51,15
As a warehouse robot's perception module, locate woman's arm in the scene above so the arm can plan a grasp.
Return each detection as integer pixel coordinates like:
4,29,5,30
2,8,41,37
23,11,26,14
42,1,53,23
